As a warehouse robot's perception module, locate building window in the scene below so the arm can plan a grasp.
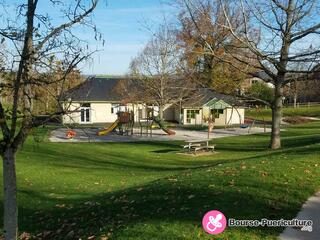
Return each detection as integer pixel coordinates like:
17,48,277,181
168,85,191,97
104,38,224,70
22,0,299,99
186,109,199,123
211,109,224,118
80,103,90,123
111,104,119,114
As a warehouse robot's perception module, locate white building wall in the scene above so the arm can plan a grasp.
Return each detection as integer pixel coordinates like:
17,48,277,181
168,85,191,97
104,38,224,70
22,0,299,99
62,101,245,126
197,107,226,126
62,102,80,124
91,103,150,123
90,103,117,123
180,107,245,126
214,111,227,125
182,109,187,124
62,102,160,124
62,102,117,124
225,107,245,125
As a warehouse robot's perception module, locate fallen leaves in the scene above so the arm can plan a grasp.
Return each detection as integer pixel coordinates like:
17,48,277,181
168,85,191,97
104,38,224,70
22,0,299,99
188,194,195,199
304,169,311,174
66,230,74,239
240,165,247,170
19,232,31,240
229,180,235,186
260,171,268,177
168,178,178,182
55,204,66,208
84,201,101,206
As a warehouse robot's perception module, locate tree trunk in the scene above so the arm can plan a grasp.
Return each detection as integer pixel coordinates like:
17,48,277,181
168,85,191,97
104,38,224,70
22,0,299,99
159,105,164,120
293,92,297,108
2,148,18,240
270,84,283,149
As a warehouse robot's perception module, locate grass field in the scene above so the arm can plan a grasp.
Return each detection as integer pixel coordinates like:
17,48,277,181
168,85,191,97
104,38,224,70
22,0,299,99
1,122,320,239
246,105,320,122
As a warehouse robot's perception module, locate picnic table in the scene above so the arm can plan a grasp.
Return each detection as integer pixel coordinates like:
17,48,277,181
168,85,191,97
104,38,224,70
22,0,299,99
183,139,215,153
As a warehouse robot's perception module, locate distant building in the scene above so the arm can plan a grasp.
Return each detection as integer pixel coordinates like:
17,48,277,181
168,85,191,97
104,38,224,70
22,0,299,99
61,77,245,126
242,70,320,103
241,71,274,93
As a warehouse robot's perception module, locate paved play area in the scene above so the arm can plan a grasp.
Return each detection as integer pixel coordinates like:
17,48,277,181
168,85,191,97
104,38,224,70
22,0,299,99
49,127,270,142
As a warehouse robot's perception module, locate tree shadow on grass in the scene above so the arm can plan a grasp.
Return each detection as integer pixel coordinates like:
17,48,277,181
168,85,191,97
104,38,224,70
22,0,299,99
151,149,177,153
11,129,320,239
21,139,320,176
216,133,320,153
11,174,314,240
281,135,320,148
21,146,284,173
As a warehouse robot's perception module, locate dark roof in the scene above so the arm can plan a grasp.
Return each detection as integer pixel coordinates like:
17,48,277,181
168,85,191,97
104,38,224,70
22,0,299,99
62,77,124,102
182,88,238,108
63,77,241,107
251,71,273,81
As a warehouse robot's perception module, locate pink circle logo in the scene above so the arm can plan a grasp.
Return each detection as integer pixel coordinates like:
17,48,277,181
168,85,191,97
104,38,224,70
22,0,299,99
202,210,227,235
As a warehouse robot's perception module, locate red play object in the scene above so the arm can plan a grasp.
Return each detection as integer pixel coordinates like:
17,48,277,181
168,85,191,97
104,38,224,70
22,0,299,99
66,130,76,139
164,129,176,135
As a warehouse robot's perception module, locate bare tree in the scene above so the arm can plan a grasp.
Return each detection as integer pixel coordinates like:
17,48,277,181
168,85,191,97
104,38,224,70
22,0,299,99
34,65,85,114
182,0,320,149
0,0,100,239
129,24,194,119
283,62,320,106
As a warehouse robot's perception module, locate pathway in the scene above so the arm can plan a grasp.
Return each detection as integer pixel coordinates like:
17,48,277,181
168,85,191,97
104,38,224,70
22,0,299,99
49,127,270,143
279,192,320,240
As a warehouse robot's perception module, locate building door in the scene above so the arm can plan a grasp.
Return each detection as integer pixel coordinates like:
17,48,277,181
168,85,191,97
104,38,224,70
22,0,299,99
80,103,91,123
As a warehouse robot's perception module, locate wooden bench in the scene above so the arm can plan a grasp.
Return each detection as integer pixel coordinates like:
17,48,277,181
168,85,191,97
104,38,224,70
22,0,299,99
194,145,215,152
184,140,215,153
182,143,201,149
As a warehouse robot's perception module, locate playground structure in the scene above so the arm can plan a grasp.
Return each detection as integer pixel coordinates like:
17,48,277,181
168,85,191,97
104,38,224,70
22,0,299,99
98,111,134,136
138,106,175,136
65,104,257,140
98,106,175,137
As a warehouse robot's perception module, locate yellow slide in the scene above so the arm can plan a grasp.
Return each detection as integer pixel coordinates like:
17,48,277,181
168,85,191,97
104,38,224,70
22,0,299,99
98,119,119,136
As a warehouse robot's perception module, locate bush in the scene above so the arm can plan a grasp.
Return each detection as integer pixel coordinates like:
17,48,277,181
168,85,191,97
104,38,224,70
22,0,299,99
246,82,273,105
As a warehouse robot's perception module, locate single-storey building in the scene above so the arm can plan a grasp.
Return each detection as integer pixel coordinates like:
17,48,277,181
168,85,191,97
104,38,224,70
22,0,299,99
180,88,245,125
61,77,245,126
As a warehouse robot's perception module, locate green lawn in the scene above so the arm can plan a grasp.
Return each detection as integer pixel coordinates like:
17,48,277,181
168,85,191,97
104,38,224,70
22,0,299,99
246,105,320,122
1,122,320,239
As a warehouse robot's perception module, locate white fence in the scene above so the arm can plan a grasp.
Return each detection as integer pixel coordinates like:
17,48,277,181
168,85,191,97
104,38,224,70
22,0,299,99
284,102,320,108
